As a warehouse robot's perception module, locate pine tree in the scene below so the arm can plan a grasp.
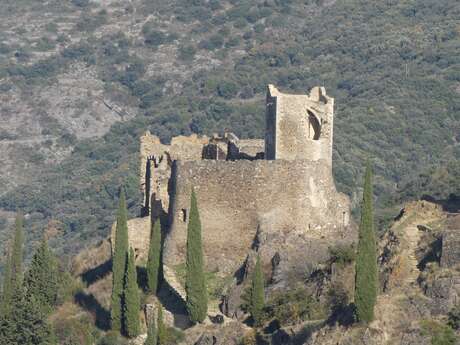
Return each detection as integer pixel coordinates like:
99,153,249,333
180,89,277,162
157,305,167,345
185,189,208,324
354,160,378,323
147,219,162,294
111,188,129,331
250,255,265,326
123,247,140,338
144,318,157,345
11,213,24,290
24,238,59,314
0,288,56,345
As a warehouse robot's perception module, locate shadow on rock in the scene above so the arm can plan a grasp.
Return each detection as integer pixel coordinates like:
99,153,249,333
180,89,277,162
74,291,111,331
80,259,112,286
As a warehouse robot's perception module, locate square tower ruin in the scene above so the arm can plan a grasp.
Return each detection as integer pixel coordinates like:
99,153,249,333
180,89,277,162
265,85,334,166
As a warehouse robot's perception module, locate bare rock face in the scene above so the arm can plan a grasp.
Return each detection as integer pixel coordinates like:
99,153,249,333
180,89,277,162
441,229,460,268
183,319,250,345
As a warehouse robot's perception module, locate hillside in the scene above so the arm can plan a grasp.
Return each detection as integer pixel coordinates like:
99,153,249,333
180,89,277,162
59,199,459,345
0,0,459,258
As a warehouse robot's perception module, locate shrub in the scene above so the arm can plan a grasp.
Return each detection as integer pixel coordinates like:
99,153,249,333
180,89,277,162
178,44,197,62
329,245,356,266
421,320,457,345
165,327,185,344
262,287,324,325
71,0,89,7
448,305,460,330
97,331,127,345
217,80,239,99
199,34,224,50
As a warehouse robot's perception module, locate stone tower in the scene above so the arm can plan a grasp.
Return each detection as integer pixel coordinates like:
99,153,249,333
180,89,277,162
265,85,334,166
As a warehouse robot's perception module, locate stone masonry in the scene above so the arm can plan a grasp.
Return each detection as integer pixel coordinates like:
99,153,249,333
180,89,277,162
116,84,356,283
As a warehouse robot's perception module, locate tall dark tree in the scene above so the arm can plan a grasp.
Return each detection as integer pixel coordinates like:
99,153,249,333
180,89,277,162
0,248,12,317
157,305,166,345
354,160,378,323
147,219,162,294
0,289,56,345
1,213,24,318
185,189,208,323
123,247,140,338
11,214,24,290
24,238,59,314
144,317,157,345
250,255,265,326
111,188,129,331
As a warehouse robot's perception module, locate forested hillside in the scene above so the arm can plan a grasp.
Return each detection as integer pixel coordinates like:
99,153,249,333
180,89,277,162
0,0,459,259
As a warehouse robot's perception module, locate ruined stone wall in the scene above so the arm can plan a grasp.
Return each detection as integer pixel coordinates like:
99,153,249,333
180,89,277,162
139,132,208,214
163,159,353,275
265,85,334,166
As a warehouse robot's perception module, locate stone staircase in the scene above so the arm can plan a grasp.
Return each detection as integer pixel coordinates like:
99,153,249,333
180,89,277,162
403,224,422,286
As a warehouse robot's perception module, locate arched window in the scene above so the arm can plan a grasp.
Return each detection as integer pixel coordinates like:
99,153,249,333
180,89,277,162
307,110,321,140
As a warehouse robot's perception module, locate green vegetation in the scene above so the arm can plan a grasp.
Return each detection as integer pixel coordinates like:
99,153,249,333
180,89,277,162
0,248,13,317
145,319,157,345
250,255,265,326
447,305,460,330
185,190,208,324
421,320,457,345
123,248,140,338
157,305,166,345
0,218,62,344
1,0,459,266
354,160,378,323
261,287,325,326
24,239,59,315
329,245,356,267
111,189,129,332
0,214,24,318
0,292,56,345
147,219,162,294
173,263,232,302
10,214,24,291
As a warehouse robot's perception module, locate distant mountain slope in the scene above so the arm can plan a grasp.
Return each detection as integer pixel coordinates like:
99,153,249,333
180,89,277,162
0,0,458,258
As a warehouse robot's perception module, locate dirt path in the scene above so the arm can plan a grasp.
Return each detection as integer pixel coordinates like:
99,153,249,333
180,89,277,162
372,201,445,343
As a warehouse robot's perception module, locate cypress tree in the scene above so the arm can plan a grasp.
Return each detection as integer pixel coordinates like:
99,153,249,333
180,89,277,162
0,248,12,317
354,160,378,323
144,319,157,345
123,247,140,338
24,238,59,314
147,219,162,294
11,214,24,290
157,305,166,345
1,213,24,318
111,188,129,331
185,189,208,324
250,255,265,326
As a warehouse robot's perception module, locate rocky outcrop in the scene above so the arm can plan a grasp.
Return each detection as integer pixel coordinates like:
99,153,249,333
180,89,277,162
441,229,460,268
304,201,459,345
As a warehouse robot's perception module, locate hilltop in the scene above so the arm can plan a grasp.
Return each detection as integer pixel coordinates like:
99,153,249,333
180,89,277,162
0,0,459,261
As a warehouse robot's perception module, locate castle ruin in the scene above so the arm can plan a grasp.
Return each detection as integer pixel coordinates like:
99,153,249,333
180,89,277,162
132,85,355,277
